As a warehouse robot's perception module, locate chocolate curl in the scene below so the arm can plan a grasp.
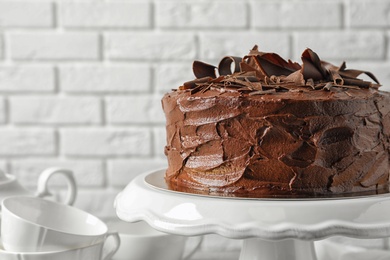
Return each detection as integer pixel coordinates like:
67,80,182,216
182,77,212,89
329,70,344,86
224,77,257,89
193,61,217,79
305,78,315,89
247,45,263,56
339,61,347,71
185,44,381,95
244,45,301,77
328,60,380,85
301,48,328,81
218,56,242,76
283,70,305,85
260,53,301,72
321,60,340,72
339,69,380,85
256,55,300,77
240,61,264,79
323,82,333,91
343,78,372,89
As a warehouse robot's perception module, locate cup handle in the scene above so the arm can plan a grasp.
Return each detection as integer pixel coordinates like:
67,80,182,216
183,236,203,260
36,167,78,206
102,231,121,260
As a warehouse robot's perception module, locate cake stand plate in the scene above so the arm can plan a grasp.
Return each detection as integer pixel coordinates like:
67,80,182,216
114,169,390,260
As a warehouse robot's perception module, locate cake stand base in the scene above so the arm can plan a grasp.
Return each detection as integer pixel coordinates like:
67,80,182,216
240,239,316,260
115,169,390,260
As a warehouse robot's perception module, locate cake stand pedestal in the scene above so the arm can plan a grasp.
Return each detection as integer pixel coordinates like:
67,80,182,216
114,169,390,260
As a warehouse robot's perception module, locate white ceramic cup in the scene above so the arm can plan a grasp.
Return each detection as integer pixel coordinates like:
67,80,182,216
1,196,120,252
35,167,78,206
0,237,120,260
107,220,203,260
0,168,77,236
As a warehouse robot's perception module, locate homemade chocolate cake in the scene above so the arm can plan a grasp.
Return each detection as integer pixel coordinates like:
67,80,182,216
162,46,390,197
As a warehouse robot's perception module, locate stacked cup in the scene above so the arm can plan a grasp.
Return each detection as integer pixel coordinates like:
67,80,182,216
0,196,120,260
0,167,120,260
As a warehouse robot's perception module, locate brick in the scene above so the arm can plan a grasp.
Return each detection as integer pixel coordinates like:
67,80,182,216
156,1,247,28
154,127,166,158
0,2,52,28
0,129,55,155
58,2,151,28
9,32,99,60
107,159,167,187
155,63,194,93
10,96,101,124
60,64,151,93
61,128,151,156
199,32,290,61
10,159,105,188
106,96,165,124
0,65,54,92
252,2,342,28
350,0,390,27
105,32,196,60
295,31,385,61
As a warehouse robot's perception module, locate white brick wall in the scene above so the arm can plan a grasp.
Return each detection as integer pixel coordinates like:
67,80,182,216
9,32,100,60
155,1,247,28
59,64,151,93
0,0,389,259
105,32,197,60
0,2,53,28
61,128,152,156
252,2,343,29
0,128,55,155
0,65,54,92
10,96,101,124
58,2,151,28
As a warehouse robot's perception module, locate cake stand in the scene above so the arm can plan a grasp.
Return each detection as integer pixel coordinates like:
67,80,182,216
114,169,390,260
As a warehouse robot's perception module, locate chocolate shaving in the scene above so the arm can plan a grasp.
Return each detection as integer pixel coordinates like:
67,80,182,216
249,89,276,95
179,45,381,95
323,82,333,91
343,78,372,89
193,61,217,78
218,56,242,76
301,48,327,81
329,70,344,86
182,77,213,89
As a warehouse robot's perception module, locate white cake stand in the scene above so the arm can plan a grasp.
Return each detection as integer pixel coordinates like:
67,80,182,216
114,169,390,260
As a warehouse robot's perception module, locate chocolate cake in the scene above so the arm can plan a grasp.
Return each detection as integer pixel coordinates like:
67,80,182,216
162,46,390,197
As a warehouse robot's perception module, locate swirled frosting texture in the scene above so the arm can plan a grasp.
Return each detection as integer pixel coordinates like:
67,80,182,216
162,46,390,197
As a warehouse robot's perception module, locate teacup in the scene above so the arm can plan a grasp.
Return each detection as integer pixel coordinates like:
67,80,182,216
0,168,78,240
0,238,119,260
0,167,77,206
1,196,119,252
107,220,202,260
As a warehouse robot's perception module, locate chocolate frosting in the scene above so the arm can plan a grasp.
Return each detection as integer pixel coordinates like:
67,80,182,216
162,45,390,197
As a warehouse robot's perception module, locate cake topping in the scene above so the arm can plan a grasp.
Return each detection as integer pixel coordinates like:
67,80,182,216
181,45,380,95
